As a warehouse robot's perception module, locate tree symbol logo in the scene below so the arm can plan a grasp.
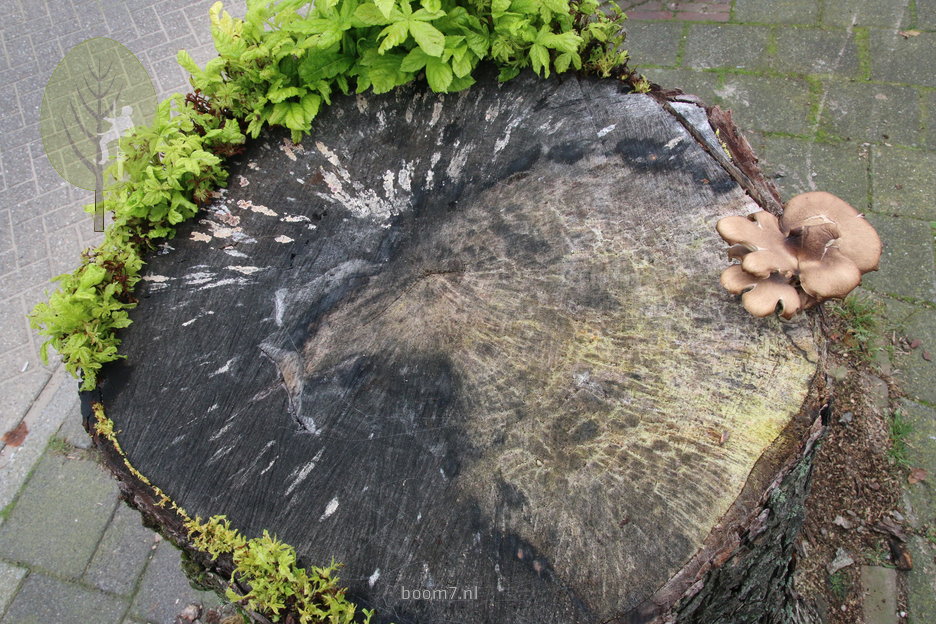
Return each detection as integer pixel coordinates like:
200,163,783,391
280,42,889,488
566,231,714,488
40,38,157,232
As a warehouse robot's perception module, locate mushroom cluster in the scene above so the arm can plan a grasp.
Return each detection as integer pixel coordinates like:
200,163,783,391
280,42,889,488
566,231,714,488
716,191,882,319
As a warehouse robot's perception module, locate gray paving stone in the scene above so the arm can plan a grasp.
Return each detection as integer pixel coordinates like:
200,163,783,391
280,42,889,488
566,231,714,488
0,295,29,357
747,135,870,210
0,571,125,624
898,400,936,524
881,300,936,405
0,452,118,577
53,394,88,450
872,147,936,220
714,74,814,135
860,566,898,624
10,217,46,269
0,559,27,615
130,540,223,624
924,90,936,151
85,503,159,596
919,1,936,29
0,368,49,436
861,214,936,305
818,81,922,147
683,23,771,70
870,29,936,88
823,0,913,29
732,0,820,24
906,535,936,624
770,27,861,77
0,210,10,252
623,21,685,68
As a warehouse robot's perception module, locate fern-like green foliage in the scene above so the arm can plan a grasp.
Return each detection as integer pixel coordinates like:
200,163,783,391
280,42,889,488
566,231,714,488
31,0,632,395
180,0,631,141
187,515,372,623
30,95,246,389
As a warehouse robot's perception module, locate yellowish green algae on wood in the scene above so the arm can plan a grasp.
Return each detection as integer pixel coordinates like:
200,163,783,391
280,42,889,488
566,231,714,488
290,153,817,608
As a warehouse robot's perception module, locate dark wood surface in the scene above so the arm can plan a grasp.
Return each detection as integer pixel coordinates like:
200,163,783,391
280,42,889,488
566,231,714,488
91,67,819,624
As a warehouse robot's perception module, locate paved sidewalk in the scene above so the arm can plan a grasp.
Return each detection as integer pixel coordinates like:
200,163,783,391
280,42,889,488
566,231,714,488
1,1,246,622
1,1,934,623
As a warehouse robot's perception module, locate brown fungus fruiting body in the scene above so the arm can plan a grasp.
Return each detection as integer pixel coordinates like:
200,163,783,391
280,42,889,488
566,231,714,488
716,191,882,319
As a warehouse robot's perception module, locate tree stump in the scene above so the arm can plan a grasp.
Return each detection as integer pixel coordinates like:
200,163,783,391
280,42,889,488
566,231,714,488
84,67,827,623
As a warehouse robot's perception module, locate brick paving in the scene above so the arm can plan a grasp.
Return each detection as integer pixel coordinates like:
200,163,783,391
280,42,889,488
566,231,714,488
1,1,934,623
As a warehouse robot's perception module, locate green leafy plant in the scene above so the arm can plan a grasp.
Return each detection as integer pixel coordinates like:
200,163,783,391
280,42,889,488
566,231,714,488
179,0,632,141
828,293,886,362
31,0,635,391
887,408,913,468
30,94,245,389
827,569,849,603
187,515,372,624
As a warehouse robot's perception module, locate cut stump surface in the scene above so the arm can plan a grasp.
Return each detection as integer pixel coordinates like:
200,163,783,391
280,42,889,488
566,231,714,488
91,69,820,623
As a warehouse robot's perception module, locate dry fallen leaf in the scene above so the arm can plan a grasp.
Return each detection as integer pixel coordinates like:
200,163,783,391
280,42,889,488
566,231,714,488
888,537,913,570
908,468,927,485
2,421,28,447
898,29,922,38
909,338,922,349
923,350,932,362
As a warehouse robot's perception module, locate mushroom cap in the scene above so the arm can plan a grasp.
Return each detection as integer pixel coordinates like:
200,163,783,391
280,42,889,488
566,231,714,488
798,245,863,300
716,211,798,278
780,191,882,273
720,265,802,319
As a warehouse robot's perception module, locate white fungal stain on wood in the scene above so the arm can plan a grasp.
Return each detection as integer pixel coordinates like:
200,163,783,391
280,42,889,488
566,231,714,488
383,170,396,199
485,102,500,121
664,136,684,150
235,199,278,216
319,497,339,521
446,141,469,179
398,161,414,192
355,94,368,113
209,357,237,377
274,235,294,244
282,214,311,223
597,124,616,137
430,101,444,126
227,265,263,275
285,448,324,497
181,310,215,327
183,271,215,285
279,137,304,161
198,277,251,291
315,141,341,167
223,248,248,258
247,161,259,170
259,457,276,476
368,569,381,588
143,275,170,283
190,231,212,243
236,175,249,187
274,288,287,326
495,115,524,154
317,163,406,223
